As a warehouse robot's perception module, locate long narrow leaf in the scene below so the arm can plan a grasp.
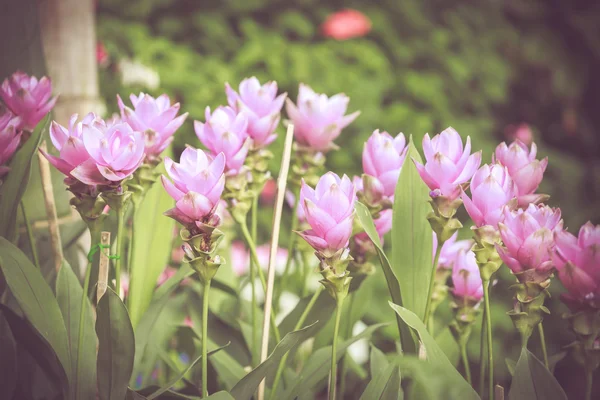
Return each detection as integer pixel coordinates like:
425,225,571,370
360,358,401,400
97,287,136,400
391,137,433,320
508,347,567,400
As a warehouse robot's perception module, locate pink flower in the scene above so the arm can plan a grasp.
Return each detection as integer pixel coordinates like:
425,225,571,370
117,92,188,161
0,107,23,178
414,127,482,201
0,71,57,131
298,172,356,254
321,9,372,40
229,241,290,276
260,178,277,205
194,106,250,174
461,163,516,227
494,140,548,207
451,249,484,301
362,130,408,198
156,266,178,286
553,222,600,309
225,77,286,148
496,204,563,278
42,113,145,186
96,42,110,67
505,123,533,146
285,84,360,152
433,232,474,270
161,147,226,228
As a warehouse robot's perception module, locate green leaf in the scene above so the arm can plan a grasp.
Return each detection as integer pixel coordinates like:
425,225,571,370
96,287,136,400
56,261,97,400
508,347,567,400
128,161,175,328
230,322,320,400
147,344,229,399
391,137,433,320
278,289,335,337
0,238,72,384
355,201,416,353
360,358,401,400
0,307,20,399
0,115,48,240
369,344,389,378
282,323,388,399
389,303,478,400
207,392,235,399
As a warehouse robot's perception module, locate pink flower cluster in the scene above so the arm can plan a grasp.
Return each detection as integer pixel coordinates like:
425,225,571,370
362,130,408,199
0,107,23,179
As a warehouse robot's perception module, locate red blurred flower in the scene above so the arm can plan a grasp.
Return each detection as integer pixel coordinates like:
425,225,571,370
504,123,533,146
321,9,371,40
260,178,277,205
96,42,109,67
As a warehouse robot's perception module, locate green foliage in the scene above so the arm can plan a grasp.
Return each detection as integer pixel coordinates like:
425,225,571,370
508,347,567,400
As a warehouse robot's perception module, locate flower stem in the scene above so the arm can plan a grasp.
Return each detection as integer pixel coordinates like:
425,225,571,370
460,341,472,385
423,242,443,327
329,296,345,400
202,279,211,398
585,368,593,400
278,188,300,304
339,293,355,398
538,322,549,369
250,197,259,366
269,286,324,400
20,201,40,269
479,306,487,397
114,205,126,293
483,279,494,400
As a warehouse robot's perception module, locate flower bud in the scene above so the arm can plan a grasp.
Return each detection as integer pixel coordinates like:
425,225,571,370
452,249,484,301
285,84,359,152
414,127,481,201
117,92,188,162
433,232,474,270
0,71,57,130
362,130,407,198
225,77,286,148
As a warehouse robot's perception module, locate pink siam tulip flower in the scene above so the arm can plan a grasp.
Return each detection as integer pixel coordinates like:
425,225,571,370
461,163,517,227
285,84,360,152
362,130,408,198
414,127,482,201
553,222,600,309
496,204,563,280
161,147,226,229
0,107,23,178
298,172,356,254
451,249,484,301
230,240,290,276
117,92,188,161
225,77,286,148
0,71,57,131
321,9,372,40
433,232,474,270
494,140,548,207
42,113,145,186
194,106,250,174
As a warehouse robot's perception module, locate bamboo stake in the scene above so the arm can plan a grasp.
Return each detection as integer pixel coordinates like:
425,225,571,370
257,124,295,400
38,141,64,272
495,385,505,400
97,231,111,303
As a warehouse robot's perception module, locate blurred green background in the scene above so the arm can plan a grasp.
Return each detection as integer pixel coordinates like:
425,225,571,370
95,1,600,395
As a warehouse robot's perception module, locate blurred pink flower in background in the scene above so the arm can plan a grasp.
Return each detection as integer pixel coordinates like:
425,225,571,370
230,240,289,276
553,222,600,310
0,71,57,131
96,42,110,67
414,127,481,201
285,84,359,152
118,93,188,161
194,106,250,174
461,163,516,227
225,77,286,148
321,9,372,40
362,130,408,198
504,123,533,146
260,178,277,205
433,232,474,270
0,107,23,178
298,172,356,254
494,140,548,207
451,248,483,301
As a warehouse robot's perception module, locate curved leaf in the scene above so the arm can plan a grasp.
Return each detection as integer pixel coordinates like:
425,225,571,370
97,287,136,400
0,115,48,240
360,358,401,400
56,260,97,400
0,238,71,385
508,347,567,400
355,201,416,353
391,137,433,320
230,322,320,400
390,302,478,400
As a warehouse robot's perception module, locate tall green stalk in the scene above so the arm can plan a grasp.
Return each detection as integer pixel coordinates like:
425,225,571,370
479,307,487,397
114,206,126,292
338,293,355,398
329,296,345,400
250,197,259,366
423,242,443,325
482,279,494,400
538,322,549,369
269,286,324,400
202,280,211,398
585,369,593,400
460,341,472,385
127,204,137,309
278,189,300,303
20,201,40,269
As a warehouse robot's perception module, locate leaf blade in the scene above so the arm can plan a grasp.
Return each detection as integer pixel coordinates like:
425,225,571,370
508,347,567,400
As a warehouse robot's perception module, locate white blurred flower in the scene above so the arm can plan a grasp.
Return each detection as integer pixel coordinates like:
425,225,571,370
276,291,300,324
118,58,160,90
347,320,369,365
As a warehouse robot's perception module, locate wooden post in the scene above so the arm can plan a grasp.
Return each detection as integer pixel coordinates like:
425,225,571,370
38,0,102,125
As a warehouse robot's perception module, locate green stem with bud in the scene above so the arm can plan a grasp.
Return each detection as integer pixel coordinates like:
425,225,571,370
423,242,443,326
